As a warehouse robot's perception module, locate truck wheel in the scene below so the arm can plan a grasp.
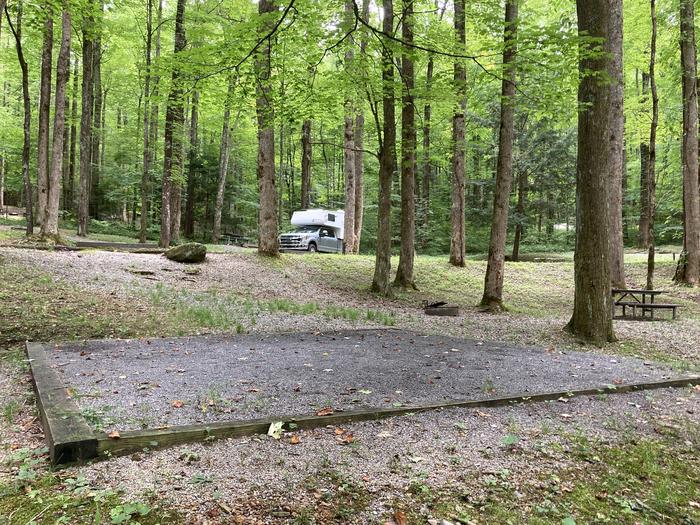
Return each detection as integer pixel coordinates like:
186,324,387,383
308,242,317,253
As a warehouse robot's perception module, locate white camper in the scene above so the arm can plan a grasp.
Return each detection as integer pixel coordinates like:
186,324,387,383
279,209,345,253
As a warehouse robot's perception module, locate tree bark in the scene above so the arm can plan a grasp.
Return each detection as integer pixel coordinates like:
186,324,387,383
675,0,700,284
78,1,95,237
565,0,618,344
37,11,53,227
353,0,369,254
184,90,199,238
395,0,417,288
159,0,186,248
5,1,33,234
140,0,152,243
481,0,518,311
646,0,658,290
90,28,102,220
213,80,233,243
450,0,467,267
41,9,71,238
255,0,279,256
608,0,626,289
342,0,356,254
511,169,527,261
421,56,434,246
300,119,311,209
67,57,78,213
371,0,395,295
60,54,70,212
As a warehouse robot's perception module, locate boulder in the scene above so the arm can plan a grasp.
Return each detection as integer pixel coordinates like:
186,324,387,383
164,242,207,263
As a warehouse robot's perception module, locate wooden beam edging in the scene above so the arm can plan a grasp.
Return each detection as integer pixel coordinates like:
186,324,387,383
25,342,98,465
94,374,700,461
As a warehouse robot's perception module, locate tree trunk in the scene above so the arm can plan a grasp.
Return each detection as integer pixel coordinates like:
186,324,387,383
60,55,70,212
213,79,234,243
342,0,356,254
639,140,650,247
450,0,467,267
184,90,199,238
646,0,658,290
37,11,53,227
371,0,395,295
565,0,618,344
140,0,152,243
67,57,78,213
78,2,95,237
421,56,434,246
159,0,186,248
5,2,33,233
90,30,102,220
511,169,527,261
675,0,700,284
256,0,279,256
608,0,626,289
395,0,417,288
481,0,517,311
300,119,312,209
353,0,369,254
41,9,71,238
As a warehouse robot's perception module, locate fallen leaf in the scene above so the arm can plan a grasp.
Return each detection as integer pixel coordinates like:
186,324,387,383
358,389,372,394
316,407,334,416
108,430,121,439
337,433,354,445
268,421,283,440
171,400,184,408
290,434,301,445
393,510,408,525
334,427,345,435
612,378,624,385
689,501,700,508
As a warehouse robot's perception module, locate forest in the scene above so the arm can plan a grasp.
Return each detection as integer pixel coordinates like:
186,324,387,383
1,0,700,343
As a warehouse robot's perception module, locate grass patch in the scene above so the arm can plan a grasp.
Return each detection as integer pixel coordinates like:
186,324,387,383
389,426,700,524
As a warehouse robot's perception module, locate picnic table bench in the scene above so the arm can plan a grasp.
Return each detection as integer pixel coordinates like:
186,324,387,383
220,233,249,246
612,288,681,320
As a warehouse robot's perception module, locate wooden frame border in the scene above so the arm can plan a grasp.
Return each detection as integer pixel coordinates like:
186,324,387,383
27,341,700,465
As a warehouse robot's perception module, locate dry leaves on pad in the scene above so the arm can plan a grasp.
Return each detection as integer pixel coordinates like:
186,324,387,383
171,400,184,408
290,434,301,445
385,510,407,525
316,406,334,416
107,430,120,439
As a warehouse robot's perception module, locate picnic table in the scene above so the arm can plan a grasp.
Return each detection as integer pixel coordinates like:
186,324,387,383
612,288,681,320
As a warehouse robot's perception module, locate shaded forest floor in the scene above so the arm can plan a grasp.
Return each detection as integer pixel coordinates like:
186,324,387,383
1,240,699,524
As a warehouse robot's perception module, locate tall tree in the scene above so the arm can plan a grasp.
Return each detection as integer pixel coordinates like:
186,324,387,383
159,0,186,248
300,119,312,209
5,1,33,234
638,72,651,249
139,0,153,243
353,0,369,253
481,0,518,311
421,55,434,244
67,57,78,212
646,0,658,289
608,0,626,289
395,0,417,288
371,0,395,295
37,10,53,227
566,0,619,344
256,0,279,256
342,0,356,254
90,17,103,219
77,0,95,237
450,0,466,267
184,90,199,238
675,0,700,285
213,79,234,243
41,8,71,238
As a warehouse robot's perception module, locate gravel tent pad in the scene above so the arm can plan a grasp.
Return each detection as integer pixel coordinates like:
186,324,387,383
41,329,697,434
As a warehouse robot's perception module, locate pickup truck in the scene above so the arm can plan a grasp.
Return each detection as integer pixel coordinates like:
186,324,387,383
278,209,345,253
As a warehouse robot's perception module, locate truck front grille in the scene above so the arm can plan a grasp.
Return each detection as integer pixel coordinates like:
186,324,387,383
280,236,305,249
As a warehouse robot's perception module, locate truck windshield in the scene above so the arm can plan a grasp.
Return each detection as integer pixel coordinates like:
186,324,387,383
293,226,319,233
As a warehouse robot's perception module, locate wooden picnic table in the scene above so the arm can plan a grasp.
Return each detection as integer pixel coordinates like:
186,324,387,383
612,288,680,320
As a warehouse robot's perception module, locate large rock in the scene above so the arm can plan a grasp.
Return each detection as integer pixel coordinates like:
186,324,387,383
164,242,207,263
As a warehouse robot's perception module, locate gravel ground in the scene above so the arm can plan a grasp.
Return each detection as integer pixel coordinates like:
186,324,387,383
3,247,700,367
49,329,693,431
73,387,700,524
